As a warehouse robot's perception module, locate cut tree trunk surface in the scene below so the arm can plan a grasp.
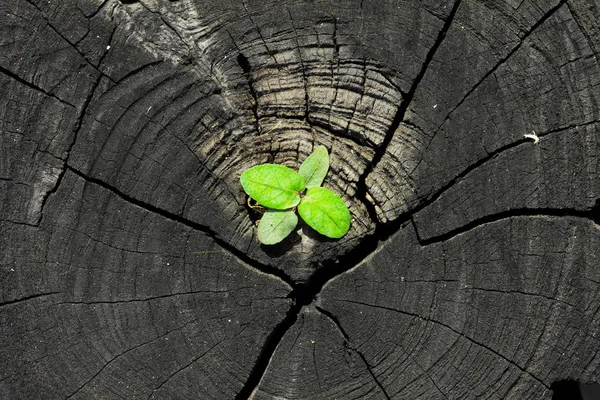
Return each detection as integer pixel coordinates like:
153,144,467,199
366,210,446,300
1,0,599,399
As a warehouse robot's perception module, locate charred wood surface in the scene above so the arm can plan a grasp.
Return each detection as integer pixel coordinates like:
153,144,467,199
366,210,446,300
1,0,599,399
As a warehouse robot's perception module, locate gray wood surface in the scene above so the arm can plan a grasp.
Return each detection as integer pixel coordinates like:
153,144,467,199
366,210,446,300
1,0,599,399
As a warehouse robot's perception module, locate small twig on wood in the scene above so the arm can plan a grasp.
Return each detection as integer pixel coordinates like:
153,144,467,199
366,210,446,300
523,130,540,144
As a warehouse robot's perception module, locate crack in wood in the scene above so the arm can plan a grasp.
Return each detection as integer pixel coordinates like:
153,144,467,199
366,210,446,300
420,0,569,155
8,2,596,398
56,289,238,305
144,335,233,400
316,306,392,400
235,301,302,399
461,287,578,311
235,3,466,396
113,60,164,84
65,165,295,288
354,0,463,219
0,64,76,108
61,315,202,399
36,73,104,226
23,0,118,83
336,299,551,390
0,292,62,309
235,52,260,132
413,209,598,246
401,118,600,238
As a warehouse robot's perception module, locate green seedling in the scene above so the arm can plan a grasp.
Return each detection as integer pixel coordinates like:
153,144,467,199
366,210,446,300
240,146,351,244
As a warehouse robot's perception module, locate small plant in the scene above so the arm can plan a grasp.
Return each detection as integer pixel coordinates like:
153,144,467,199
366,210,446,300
240,146,351,245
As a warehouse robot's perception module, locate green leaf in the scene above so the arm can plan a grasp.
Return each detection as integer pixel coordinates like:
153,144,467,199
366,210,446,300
298,187,351,239
298,145,329,188
240,164,306,209
257,209,298,244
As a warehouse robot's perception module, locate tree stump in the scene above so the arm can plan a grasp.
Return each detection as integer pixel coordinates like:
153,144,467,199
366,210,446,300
2,0,599,398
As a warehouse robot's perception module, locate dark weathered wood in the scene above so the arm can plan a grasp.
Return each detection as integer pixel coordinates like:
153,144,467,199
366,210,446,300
369,0,600,222
411,123,600,242
320,218,600,399
1,0,599,399
253,307,389,400
1,170,291,399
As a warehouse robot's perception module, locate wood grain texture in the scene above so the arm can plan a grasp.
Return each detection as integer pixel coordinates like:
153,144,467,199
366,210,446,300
253,307,389,400
1,0,599,399
319,218,600,399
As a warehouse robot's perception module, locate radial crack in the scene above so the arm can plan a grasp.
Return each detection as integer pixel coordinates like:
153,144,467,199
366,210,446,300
316,306,392,400
424,0,568,149
63,321,200,399
0,65,76,108
356,0,463,197
235,300,302,399
36,73,104,226
0,292,62,309
400,118,600,238
337,299,550,390
413,208,596,246
463,287,577,310
66,165,295,289
23,0,117,83
56,289,235,305
146,337,230,399
351,0,462,228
